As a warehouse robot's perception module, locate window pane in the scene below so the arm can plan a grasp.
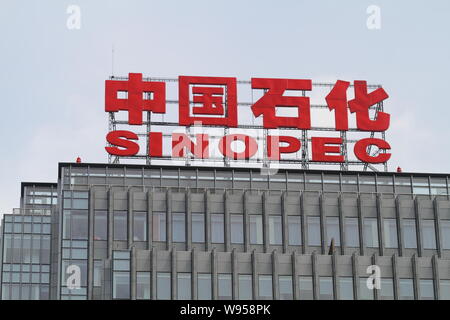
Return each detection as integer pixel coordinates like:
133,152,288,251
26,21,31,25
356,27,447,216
93,261,103,287
339,277,354,300
319,276,333,300
137,272,150,300
172,213,186,242
113,211,127,241
307,216,321,246
383,219,398,248
344,218,359,247
153,212,166,241
197,273,212,300
230,215,244,244
113,272,130,299
399,278,414,300
258,275,273,300
192,213,205,243
287,216,302,245
326,217,340,246
440,280,450,300
94,211,107,240
422,220,437,249
269,216,282,245
441,220,450,249
133,211,147,241
249,215,263,245
71,211,88,239
380,278,394,300
419,279,435,300
157,272,171,300
211,214,224,244
402,219,417,249
363,218,379,248
279,275,293,300
177,273,191,300
298,276,313,300
238,274,252,300
359,277,374,300
218,274,232,300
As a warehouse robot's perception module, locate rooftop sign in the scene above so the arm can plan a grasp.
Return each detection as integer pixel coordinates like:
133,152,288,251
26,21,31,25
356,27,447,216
104,73,391,172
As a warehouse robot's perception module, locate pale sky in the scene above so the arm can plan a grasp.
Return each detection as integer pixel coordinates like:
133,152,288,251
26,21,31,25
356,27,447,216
1,0,450,216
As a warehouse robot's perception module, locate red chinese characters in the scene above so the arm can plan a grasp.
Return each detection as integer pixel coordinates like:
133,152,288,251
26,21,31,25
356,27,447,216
179,76,238,127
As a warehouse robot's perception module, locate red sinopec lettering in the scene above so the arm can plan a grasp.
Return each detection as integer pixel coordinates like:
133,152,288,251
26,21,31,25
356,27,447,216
105,130,139,156
267,136,301,160
311,137,344,162
354,138,391,163
219,134,258,160
172,133,209,159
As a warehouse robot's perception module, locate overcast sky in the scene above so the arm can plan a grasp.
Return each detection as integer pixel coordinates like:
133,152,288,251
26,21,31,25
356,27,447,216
1,0,450,215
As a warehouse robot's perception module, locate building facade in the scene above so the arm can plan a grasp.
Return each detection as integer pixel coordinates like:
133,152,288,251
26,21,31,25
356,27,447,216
2,162,450,300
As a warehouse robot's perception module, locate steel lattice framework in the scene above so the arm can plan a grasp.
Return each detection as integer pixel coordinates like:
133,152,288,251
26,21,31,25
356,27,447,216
107,75,388,172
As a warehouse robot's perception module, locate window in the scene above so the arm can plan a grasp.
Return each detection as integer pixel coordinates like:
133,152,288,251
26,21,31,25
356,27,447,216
363,218,379,248
319,276,333,300
287,216,301,245
249,215,263,245
63,210,88,239
238,274,252,300
192,213,205,243
298,276,313,300
153,212,166,241
113,272,130,299
258,275,273,300
172,213,186,242
440,280,450,300
157,272,171,300
380,278,394,300
269,216,283,245
211,214,224,244
419,279,435,300
399,278,414,300
383,219,398,248
339,277,354,300
136,272,150,300
402,219,417,249
422,220,437,249
440,220,450,249
230,215,244,244
197,273,211,300
93,260,103,287
113,211,127,241
218,274,232,300
326,217,340,246
279,275,293,300
133,211,147,241
177,273,191,299
359,277,374,300
344,218,359,247
307,216,321,246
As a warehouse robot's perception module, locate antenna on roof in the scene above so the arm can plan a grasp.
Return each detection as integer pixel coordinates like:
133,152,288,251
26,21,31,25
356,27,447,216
111,44,115,78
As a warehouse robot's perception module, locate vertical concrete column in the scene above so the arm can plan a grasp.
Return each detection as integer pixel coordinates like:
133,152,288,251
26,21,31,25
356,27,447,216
351,253,359,299
244,191,250,253
433,198,442,258
281,192,288,254
376,194,384,256
128,189,134,248
332,251,338,300
166,189,172,251
251,249,258,299
292,251,299,300
357,195,365,256
171,246,177,300
205,190,211,252
107,188,114,258
263,191,269,253
87,187,95,300
231,248,238,300
312,251,318,300
186,189,192,251
392,254,399,300
432,254,440,300
191,247,197,300
412,254,419,299
272,250,279,300
414,197,423,257
224,191,231,252
394,197,403,257
211,248,218,300
151,246,157,300
338,194,345,255
319,193,326,255
130,246,136,300
147,190,153,250
300,192,307,255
